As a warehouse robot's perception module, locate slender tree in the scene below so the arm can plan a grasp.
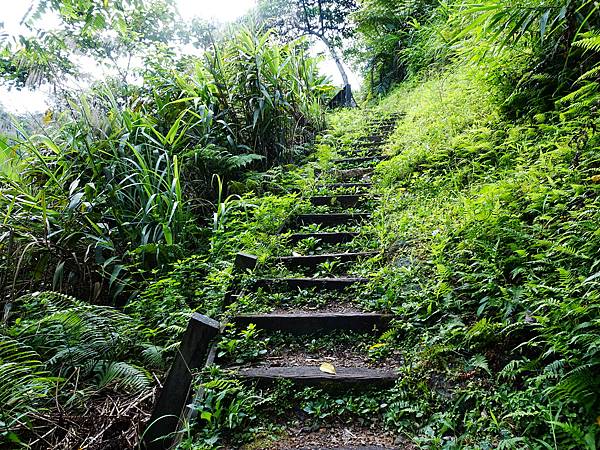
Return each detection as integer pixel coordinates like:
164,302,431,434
257,0,357,85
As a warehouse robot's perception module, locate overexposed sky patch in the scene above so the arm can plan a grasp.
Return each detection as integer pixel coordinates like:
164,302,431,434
177,0,256,22
0,1,257,28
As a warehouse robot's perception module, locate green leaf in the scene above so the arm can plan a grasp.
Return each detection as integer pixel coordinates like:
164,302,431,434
109,264,124,288
52,261,65,290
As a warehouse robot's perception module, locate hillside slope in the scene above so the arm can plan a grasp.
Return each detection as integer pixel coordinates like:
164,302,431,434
174,63,599,449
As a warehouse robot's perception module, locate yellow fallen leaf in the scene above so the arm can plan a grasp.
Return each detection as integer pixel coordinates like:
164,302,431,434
596,416,600,427
319,362,336,375
369,342,387,350
591,174,600,184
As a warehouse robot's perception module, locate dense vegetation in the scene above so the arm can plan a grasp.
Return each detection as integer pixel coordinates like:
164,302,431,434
1,0,600,448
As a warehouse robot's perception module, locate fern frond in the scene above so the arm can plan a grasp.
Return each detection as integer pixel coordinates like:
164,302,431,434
467,354,491,375
202,378,241,390
573,31,600,53
576,65,600,83
95,361,152,392
0,335,53,429
141,345,165,368
558,83,599,105
550,363,600,412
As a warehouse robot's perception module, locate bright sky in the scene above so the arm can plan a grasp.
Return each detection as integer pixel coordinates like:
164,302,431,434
0,0,357,114
177,0,256,23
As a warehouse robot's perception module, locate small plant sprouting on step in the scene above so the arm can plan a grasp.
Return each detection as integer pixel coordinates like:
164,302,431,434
368,328,398,361
185,373,270,447
217,323,268,364
295,237,320,254
316,260,340,276
367,342,391,361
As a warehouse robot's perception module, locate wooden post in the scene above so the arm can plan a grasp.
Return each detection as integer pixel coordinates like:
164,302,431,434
234,252,258,271
143,313,220,450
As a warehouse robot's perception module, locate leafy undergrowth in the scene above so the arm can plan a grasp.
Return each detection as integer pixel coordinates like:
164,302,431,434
181,64,600,449
362,65,600,448
6,59,598,448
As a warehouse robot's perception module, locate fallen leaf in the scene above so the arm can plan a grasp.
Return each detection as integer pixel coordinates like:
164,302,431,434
591,175,600,184
369,342,387,350
319,362,336,374
292,251,302,257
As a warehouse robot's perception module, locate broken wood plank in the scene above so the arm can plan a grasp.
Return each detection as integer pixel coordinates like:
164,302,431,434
238,366,398,386
287,231,359,244
273,251,377,268
253,277,369,291
232,312,392,334
296,213,370,226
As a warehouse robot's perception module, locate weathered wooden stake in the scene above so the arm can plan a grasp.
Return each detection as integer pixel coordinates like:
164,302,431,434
234,252,259,271
143,313,220,450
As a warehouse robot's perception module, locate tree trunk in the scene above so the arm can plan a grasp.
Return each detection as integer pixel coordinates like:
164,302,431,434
318,35,349,86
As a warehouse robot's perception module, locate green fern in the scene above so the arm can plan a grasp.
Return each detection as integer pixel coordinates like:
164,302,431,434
10,291,153,393
467,354,491,375
573,30,600,53
202,378,241,390
0,335,53,436
550,364,600,413
95,361,152,392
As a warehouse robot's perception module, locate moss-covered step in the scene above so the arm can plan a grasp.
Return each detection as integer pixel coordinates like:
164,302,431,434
294,213,370,227
273,251,378,268
332,167,374,182
324,182,372,190
232,312,392,334
310,194,371,208
252,277,369,291
332,155,389,165
237,366,398,386
286,231,359,245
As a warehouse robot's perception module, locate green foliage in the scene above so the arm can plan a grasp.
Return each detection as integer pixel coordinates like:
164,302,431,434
0,25,331,302
4,0,600,448
353,0,600,106
217,323,268,364
0,0,192,87
350,61,600,448
1,291,161,445
188,63,596,448
352,0,450,94
0,336,53,444
181,373,270,448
